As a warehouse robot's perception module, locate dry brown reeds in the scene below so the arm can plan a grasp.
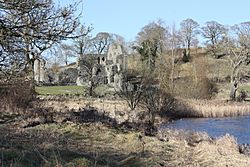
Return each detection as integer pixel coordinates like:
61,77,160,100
189,134,250,167
174,99,250,118
159,129,250,166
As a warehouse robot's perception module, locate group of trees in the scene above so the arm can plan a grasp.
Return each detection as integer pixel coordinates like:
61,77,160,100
0,0,91,82
133,19,250,101
0,0,93,109
133,18,228,64
52,31,126,66
1,0,250,102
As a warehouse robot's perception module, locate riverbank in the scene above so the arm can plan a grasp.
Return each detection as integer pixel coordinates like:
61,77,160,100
0,111,250,167
1,112,250,166
1,96,250,166
165,115,250,144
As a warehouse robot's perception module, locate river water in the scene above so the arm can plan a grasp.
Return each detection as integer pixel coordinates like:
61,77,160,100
165,116,250,144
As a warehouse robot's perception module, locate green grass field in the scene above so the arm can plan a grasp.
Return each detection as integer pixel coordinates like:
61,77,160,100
35,85,86,95
35,85,115,96
240,85,250,92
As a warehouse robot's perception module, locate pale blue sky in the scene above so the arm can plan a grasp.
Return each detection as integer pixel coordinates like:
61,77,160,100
60,0,250,42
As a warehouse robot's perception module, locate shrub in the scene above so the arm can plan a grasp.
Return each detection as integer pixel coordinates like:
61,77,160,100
173,56,218,99
58,68,78,85
174,76,217,99
237,90,248,102
0,80,35,111
141,86,176,129
192,77,218,99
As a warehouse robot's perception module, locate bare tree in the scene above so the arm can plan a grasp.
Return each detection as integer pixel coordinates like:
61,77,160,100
117,70,144,110
134,40,159,70
201,21,227,58
224,22,250,101
56,43,76,66
0,0,90,82
134,20,168,70
150,22,182,95
165,24,181,94
72,25,93,58
136,20,167,54
89,32,125,54
90,32,113,54
141,86,175,135
180,18,199,61
51,25,93,66
0,46,26,80
78,55,99,96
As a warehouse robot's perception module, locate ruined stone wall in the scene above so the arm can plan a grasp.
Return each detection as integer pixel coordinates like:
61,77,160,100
75,44,127,90
34,59,46,83
105,44,127,90
33,44,127,89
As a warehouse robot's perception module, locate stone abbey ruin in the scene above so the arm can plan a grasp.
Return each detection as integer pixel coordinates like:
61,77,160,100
34,43,127,90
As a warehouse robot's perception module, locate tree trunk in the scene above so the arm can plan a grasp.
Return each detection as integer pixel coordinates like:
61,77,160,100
187,41,191,59
187,48,190,58
230,66,238,101
30,59,36,90
89,83,93,96
229,81,238,101
182,49,189,62
170,47,175,94
89,79,95,97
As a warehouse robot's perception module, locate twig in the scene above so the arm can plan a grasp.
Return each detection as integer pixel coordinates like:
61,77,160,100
35,148,49,163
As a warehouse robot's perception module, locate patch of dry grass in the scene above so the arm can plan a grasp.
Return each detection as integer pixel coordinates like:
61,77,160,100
159,130,250,167
1,107,250,166
36,96,129,112
33,123,250,166
174,99,250,118
37,95,250,119
191,135,250,167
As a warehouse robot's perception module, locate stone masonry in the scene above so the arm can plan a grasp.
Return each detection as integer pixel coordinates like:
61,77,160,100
76,43,127,90
34,43,127,90
34,58,46,83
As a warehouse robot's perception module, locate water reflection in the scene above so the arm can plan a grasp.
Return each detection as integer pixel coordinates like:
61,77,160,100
164,116,250,144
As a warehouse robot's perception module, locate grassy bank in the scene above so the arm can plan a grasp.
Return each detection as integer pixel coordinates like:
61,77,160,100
1,112,250,166
1,93,250,166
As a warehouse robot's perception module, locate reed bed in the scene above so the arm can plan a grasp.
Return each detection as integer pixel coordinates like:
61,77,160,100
175,99,250,118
